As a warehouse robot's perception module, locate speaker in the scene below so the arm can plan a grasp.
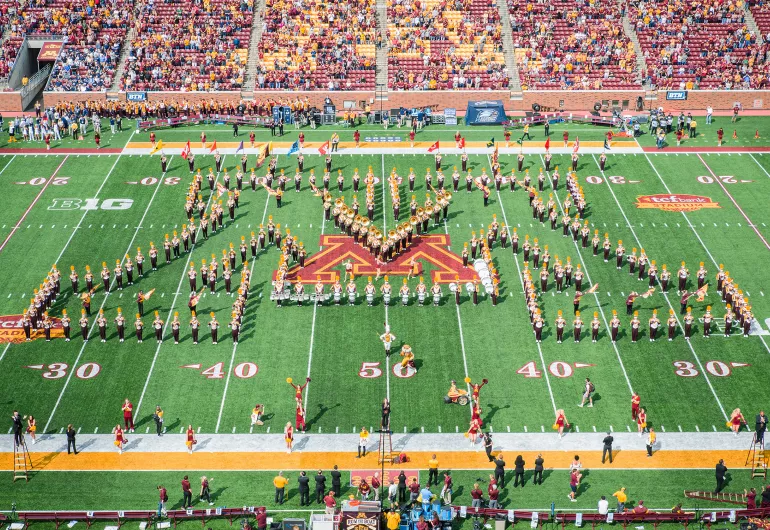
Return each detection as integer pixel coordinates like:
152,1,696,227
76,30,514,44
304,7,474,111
593,102,602,112
636,96,644,111
532,103,541,113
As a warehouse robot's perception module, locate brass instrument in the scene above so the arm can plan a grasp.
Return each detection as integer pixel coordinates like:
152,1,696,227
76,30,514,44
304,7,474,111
334,197,344,207
410,215,419,226
416,207,424,217
361,218,371,228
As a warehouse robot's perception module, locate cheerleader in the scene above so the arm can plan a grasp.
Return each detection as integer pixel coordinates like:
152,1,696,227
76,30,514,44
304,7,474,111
295,401,306,433
554,409,569,438
637,407,647,436
466,417,481,447
186,425,196,454
284,422,294,453
114,425,127,454
729,408,746,436
26,415,37,444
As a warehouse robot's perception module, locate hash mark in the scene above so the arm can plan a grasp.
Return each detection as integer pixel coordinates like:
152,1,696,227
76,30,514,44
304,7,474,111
592,426,596,432
661,425,665,432
678,425,682,432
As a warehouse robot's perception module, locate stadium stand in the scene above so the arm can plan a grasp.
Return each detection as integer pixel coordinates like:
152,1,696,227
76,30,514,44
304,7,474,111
121,0,253,91
507,0,641,90
253,0,377,91
387,0,508,90
1,0,130,90
630,0,768,90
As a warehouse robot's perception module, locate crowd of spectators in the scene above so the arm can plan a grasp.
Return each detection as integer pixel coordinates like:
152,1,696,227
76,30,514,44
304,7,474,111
254,0,377,90
387,0,507,90
1,0,130,90
121,0,253,91
630,0,770,89
509,0,640,90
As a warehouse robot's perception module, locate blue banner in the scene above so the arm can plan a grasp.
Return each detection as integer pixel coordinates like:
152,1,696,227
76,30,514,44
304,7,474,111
465,100,507,125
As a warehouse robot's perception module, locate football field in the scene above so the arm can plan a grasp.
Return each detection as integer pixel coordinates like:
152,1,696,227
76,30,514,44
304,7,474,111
2,119,770,443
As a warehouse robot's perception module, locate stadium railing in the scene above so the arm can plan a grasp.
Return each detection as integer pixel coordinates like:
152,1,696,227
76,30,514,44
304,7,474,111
15,507,264,529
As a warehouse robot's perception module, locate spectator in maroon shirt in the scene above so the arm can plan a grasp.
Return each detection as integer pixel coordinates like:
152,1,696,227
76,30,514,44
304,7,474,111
632,501,649,514
416,514,430,530
409,478,421,508
181,475,192,508
488,484,500,509
256,508,268,530
471,483,484,509
323,491,337,515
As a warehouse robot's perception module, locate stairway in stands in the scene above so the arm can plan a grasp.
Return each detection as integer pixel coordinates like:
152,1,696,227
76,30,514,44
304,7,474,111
109,26,136,93
242,0,267,95
495,0,522,99
375,0,389,95
621,13,649,89
744,2,765,44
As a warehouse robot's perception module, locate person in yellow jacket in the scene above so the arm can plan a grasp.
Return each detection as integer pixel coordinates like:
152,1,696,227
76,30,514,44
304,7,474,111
385,509,401,530
646,428,656,457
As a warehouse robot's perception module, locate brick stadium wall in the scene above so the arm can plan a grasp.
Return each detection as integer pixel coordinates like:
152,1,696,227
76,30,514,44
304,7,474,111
27,89,770,114
0,92,23,112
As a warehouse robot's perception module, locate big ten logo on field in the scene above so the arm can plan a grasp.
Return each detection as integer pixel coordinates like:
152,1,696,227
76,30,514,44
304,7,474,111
349,469,419,487
48,198,134,211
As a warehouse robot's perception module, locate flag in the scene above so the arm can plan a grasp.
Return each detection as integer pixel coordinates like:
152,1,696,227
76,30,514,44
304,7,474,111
428,140,440,153
486,138,495,148
573,136,580,154
144,288,156,300
216,182,227,198
256,142,271,168
459,137,466,149
288,140,300,156
181,140,191,160
235,141,244,155
640,287,656,299
603,138,611,150
209,140,217,154
695,284,708,302
516,137,523,145
493,143,499,158
150,140,163,155
585,283,599,294
544,137,550,151
318,140,330,155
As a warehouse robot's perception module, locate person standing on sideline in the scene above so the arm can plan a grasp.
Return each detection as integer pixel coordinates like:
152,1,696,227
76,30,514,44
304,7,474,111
11,411,23,447
715,459,728,493
153,406,164,436
385,508,401,530
67,424,78,454
274,471,289,504
471,483,483,508
298,471,310,506
200,476,214,505
602,431,614,464
598,495,609,515
613,487,627,512
157,485,168,516
315,470,327,503
533,454,544,485
483,432,494,462
358,427,369,457
324,491,337,514
427,454,439,486
646,428,656,457
706,106,713,125
493,453,506,488
181,475,192,508
256,508,268,530
420,485,433,513
331,465,342,497
513,455,526,487
440,471,452,504
756,411,768,446
398,470,408,503
185,425,196,454
371,472,381,501
488,484,500,509
568,468,581,502
388,480,398,508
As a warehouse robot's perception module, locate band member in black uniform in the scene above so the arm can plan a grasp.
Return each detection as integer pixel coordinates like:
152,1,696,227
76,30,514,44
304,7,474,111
80,310,89,341
70,265,79,293
97,309,107,342
188,153,195,173
544,152,552,172
215,151,222,172
241,154,248,173
461,152,468,172
115,308,126,342
135,314,144,343
161,153,168,172
172,313,181,344
599,152,607,172
571,153,579,171
61,309,71,341
190,312,200,344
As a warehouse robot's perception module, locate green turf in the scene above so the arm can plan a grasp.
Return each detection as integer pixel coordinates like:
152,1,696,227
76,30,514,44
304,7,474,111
1,124,770,439
0,468,757,513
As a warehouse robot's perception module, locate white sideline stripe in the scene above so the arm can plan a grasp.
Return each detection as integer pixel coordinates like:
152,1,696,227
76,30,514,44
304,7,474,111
43,152,168,433
539,154,634,395
135,156,220,420
488,155,557,415
215,164,273,434
591,154,728,422
644,154,770,356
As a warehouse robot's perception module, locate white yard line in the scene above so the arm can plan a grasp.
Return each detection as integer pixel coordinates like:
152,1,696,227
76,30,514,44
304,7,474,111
302,187,326,413
696,154,770,251
135,157,223,421
538,155,634,395
215,174,274,433
381,154,391,401
43,154,172,433
0,343,10,363
644,154,770,356
591,154,728,421
0,155,68,254
487,155,558,415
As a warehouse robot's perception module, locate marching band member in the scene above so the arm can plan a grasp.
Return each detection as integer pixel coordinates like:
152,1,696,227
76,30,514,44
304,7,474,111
346,277,357,306
365,277,376,306
382,276,392,306
431,282,442,307
399,279,410,306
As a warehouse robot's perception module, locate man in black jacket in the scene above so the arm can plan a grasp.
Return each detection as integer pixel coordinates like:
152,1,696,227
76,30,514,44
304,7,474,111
397,470,407,503
11,411,23,447
298,471,311,506
493,454,506,488
330,465,342,497
315,470,327,503
483,433,494,462
756,411,768,446
715,460,728,493
533,454,544,485
67,424,78,454
602,432,614,464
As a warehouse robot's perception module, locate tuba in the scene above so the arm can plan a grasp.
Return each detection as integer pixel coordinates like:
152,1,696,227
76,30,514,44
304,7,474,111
410,215,419,227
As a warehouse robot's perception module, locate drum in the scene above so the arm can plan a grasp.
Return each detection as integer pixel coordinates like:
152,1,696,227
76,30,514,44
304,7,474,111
448,282,457,293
